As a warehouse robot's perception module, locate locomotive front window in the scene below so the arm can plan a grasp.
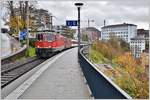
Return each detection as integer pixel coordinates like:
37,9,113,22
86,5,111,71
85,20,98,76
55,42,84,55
36,33,55,41
43,34,47,41
47,34,55,41
36,34,44,41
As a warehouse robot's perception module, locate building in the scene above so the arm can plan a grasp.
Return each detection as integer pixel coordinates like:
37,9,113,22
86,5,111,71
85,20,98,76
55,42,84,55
53,25,67,33
101,23,137,43
13,7,52,30
81,27,100,42
130,36,145,58
100,23,148,58
30,9,52,30
137,29,149,38
137,29,149,53
53,25,76,39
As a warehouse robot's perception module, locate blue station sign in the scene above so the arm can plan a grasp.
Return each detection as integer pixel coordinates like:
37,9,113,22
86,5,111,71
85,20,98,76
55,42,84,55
66,20,78,26
19,29,27,40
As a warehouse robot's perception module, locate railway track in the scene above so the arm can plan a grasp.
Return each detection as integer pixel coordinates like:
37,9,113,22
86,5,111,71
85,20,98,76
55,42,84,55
1,57,47,88
1,46,76,89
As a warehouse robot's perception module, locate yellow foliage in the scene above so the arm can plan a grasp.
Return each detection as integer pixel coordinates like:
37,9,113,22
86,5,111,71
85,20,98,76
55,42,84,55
115,52,137,74
140,53,149,67
104,69,113,77
92,41,120,60
8,15,33,30
91,40,149,98
114,53,149,99
9,16,18,28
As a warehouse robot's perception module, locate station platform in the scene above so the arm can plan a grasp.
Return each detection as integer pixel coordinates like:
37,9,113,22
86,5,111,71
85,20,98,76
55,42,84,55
4,47,91,99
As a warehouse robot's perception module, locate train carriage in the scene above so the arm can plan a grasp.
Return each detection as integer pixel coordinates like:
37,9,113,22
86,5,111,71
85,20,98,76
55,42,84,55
34,30,72,58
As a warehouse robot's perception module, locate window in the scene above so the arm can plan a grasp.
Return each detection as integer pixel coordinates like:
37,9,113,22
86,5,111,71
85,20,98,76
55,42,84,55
36,34,43,41
47,34,55,41
36,33,56,41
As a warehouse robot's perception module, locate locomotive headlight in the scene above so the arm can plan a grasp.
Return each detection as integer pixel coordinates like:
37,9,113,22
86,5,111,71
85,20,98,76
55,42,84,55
49,46,51,47
37,46,40,48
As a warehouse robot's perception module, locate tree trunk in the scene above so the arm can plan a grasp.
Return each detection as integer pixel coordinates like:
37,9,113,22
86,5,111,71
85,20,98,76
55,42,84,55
8,1,15,35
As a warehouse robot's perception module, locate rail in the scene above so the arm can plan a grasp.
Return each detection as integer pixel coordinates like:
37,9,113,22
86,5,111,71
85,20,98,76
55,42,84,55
78,46,132,99
1,45,27,65
1,57,45,88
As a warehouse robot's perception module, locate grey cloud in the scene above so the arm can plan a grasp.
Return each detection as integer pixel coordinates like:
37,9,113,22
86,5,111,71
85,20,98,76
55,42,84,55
106,0,149,8
38,0,149,29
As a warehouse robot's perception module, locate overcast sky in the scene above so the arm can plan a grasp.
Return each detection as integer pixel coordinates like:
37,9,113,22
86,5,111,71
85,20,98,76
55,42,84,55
37,0,149,30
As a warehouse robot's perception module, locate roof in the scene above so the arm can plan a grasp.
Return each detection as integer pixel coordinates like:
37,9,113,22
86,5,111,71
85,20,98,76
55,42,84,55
130,37,145,40
102,23,137,29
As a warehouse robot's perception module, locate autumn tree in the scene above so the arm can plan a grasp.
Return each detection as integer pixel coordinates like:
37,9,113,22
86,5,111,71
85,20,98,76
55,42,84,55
82,33,88,41
113,53,149,98
19,1,29,30
4,1,35,35
119,38,130,52
7,1,16,35
62,26,75,39
90,39,148,98
91,39,121,60
108,32,122,52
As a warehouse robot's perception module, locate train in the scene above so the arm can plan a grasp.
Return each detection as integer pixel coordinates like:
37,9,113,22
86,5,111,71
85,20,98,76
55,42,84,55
34,30,73,58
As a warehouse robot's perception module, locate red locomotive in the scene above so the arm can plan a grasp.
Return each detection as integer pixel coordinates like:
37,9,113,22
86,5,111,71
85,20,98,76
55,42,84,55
34,30,72,58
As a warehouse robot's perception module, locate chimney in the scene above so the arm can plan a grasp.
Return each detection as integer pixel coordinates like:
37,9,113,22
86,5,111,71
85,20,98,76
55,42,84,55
104,20,106,26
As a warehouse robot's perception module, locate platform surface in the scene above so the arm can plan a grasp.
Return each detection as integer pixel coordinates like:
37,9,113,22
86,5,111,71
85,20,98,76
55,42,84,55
19,48,90,99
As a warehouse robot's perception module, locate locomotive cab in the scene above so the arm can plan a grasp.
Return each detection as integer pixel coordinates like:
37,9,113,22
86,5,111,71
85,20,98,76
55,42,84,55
35,32,56,58
34,30,72,58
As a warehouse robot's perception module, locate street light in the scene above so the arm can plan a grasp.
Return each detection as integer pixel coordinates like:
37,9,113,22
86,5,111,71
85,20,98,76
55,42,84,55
74,2,84,52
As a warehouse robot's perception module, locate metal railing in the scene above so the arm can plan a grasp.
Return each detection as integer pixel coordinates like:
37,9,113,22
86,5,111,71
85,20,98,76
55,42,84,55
78,46,132,99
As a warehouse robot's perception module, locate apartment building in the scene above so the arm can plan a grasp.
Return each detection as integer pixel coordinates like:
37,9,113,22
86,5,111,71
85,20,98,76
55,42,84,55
130,36,145,58
101,23,137,43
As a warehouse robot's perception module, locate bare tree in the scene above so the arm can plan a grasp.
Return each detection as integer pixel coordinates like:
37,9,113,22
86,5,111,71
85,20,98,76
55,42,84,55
19,1,28,29
7,1,16,35
4,1,37,35
8,1,15,17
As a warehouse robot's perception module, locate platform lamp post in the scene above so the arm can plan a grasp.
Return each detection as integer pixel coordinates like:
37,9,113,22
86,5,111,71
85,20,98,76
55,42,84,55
75,2,84,52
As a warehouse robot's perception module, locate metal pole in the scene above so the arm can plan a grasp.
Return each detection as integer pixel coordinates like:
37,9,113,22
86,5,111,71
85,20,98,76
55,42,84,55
88,19,89,27
77,7,81,52
50,15,53,30
26,1,29,56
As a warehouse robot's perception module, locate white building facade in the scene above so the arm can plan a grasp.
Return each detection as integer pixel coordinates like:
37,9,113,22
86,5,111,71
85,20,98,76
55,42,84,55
101,23,137,43
130,37,145,58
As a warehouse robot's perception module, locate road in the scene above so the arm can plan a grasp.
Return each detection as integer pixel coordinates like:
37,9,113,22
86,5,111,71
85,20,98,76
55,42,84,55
15,47,90,99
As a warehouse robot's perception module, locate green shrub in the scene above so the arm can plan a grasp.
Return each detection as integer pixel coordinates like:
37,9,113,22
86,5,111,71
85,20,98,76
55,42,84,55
29,39,36,47
89,49,104,63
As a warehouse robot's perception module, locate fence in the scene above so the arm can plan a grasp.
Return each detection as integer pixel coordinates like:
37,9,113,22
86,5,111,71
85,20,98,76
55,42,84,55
78,46,132,99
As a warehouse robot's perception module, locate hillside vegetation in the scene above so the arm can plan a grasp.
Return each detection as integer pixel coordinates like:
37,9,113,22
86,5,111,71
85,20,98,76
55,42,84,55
89,37,149,99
